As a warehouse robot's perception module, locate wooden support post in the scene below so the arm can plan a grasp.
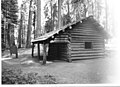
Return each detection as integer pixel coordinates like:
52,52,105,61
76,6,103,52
67,43,72,63
42,43,47,65
32,43,34,57
38,43,40,59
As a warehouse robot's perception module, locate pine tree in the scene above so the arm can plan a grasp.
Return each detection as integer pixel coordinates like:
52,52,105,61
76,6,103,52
26,0,33,48
1,0,18,48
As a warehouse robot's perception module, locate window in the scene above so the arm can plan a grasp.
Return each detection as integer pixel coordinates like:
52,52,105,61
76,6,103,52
85,42,92,49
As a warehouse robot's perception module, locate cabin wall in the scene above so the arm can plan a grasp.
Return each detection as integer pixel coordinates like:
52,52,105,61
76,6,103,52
48,20,105,61
69,21,105,59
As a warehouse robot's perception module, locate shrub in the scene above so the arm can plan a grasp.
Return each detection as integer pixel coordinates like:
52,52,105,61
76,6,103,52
2,68,57,84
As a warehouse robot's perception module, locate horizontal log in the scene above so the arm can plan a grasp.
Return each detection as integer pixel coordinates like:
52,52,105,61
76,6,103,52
71,48,104,52
71,43,104,45
71,40,104,42
71,53,104,57
70,31,98,34
71,34,103,37
70,55,104,60
71,41,104,43
71,51,104,54
71,46,104,49
71,47,104,50
71,40,104,43
70,34,102,37
70,30,97,32
71,33,102,36
73,28,95,30
71,44,104,46
52,40,70,43
71,32,102,37
71,48,104,51
71,37,103,40
55,38,69,40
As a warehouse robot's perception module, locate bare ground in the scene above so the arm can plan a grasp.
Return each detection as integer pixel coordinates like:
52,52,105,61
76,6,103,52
2,47,120,84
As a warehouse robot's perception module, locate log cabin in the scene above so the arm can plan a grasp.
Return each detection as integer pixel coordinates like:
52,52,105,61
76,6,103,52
31,16,109,64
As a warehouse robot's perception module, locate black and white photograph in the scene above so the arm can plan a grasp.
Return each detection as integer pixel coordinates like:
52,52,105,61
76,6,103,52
1,0,120,86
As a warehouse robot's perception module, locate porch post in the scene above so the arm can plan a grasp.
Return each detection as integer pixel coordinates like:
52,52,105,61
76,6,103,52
38,43,40,59
32,43,34,57
43,43,47,65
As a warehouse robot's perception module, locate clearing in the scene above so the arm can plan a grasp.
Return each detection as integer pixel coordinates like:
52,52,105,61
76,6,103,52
2,47,119,84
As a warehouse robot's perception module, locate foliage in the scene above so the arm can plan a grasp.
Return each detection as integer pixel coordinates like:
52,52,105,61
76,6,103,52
2,68,57,84
45,18,53,33
1,0,18,24
44,0,58,32
62,14,71,26
1,0,18,49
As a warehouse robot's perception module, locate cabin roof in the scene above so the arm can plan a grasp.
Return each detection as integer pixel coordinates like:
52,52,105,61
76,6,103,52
32,16,110,43
31,19,80,43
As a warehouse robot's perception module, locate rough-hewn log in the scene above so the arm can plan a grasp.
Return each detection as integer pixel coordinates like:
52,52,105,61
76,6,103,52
32,43,34,57
38,43,40,59
70,55,104,60
43,43,47,65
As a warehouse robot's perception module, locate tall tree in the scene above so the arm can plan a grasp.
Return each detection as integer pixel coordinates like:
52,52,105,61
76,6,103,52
58,0,62,29
52,3,58,30
44,0,58,32
1,0,18,48
71,0,82,21
44,0,52,32
18,4,23,48
105,0,108,31
18,0,31,48
26,0,33,48
36,0,41,37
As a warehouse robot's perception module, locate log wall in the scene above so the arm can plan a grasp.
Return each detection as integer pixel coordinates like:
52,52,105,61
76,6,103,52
48,19,105,61
70,21,105,60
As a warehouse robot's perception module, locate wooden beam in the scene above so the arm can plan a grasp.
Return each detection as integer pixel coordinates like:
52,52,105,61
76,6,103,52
38,43,40,59
32,43,34,57
42,43,47,65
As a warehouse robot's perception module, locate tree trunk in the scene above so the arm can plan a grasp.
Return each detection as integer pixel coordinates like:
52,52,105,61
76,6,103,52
26,0,33,48
36,0,41,37
67,0,70,23
33,11,36,39
58,0,62,29
105,0,108,31
7,23,11,48
18,10,23,48
51,0,53,31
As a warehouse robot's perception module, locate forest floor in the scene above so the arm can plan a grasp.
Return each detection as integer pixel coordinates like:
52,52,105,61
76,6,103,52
1,47,120,84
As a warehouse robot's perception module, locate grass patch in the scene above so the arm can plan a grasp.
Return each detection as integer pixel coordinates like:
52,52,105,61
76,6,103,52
2,67,57,84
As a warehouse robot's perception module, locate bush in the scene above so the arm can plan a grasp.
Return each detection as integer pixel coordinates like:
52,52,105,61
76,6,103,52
2,68,57,84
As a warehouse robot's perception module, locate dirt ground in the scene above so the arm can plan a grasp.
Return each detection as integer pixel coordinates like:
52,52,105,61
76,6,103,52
2,47,120,84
